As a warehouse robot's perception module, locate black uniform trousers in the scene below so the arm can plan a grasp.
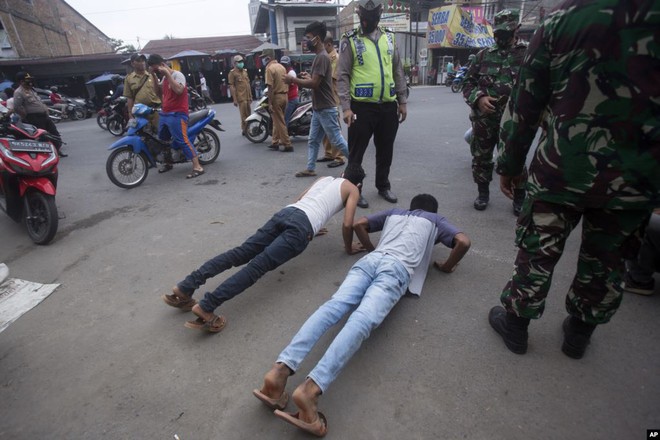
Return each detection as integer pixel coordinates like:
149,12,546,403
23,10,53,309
25,113,62,150
345,100,399,192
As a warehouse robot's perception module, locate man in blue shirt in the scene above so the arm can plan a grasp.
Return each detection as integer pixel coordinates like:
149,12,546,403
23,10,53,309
253,194,470,436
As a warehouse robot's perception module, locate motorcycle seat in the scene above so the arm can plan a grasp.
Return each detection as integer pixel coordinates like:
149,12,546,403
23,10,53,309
188,109,211,126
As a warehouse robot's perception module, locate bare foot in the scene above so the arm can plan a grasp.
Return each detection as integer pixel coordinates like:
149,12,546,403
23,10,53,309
260,362,291,400
191,304,215,322
292,378,322,424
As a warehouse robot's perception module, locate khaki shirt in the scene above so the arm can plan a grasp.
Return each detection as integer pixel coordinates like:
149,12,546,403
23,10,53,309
123,72,161,107
328,48,340,105
265,61,288,95
228,68,252,103
13,86,48,116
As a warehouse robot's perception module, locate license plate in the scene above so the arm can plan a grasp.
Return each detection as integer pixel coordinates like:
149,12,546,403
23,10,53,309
8,140,53,153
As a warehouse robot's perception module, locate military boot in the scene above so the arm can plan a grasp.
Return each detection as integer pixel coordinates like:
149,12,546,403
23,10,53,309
512,189,526,216
473,183,489,211
561,316,597,359
488,306,530,354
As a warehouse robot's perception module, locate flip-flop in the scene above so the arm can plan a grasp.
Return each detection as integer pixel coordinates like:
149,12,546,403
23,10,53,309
184,315,227,333
295,170,317,178
162,294,197,311
316,157,333,162
186,169,205,179
274,410,328,437
327,160,345,168
252,389,289,410
158,164,173,173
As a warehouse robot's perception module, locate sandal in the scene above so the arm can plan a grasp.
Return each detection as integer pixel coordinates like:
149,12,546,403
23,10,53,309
274,410,328,437
327,160,345,168
162,294,197,311
295,169,317,178
186,169,205,179
184,315,227,333
252,389,289,410
158,164,173,173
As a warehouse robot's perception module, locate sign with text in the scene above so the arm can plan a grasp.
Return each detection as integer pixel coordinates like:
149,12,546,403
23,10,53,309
427,5,494,49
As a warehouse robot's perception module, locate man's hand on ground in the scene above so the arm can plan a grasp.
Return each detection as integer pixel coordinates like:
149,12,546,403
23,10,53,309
434,260,456,273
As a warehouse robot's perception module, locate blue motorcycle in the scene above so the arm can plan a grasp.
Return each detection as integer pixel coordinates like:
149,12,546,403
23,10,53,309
106,104,224,189
451,66,468,93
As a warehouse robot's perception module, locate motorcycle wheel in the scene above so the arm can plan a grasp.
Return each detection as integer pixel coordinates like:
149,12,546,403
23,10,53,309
97,114,108,130
24,191,58,245
72,108,86,120
245,120,269,144
107,116,126,136
195,128,220,165
451,83,462,93
106,147,149,189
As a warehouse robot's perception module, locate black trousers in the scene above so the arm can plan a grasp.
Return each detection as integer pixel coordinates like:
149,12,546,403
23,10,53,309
345,100,399,192
25,113,62,150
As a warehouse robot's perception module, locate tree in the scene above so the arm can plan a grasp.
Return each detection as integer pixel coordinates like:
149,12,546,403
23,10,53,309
109,38,137,54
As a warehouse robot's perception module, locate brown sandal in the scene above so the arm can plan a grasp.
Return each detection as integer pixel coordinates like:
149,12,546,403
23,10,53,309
162,294,197,311
184,315,227,333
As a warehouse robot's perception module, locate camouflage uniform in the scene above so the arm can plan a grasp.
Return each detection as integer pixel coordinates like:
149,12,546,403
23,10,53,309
496,0,660,325
462,10,527,188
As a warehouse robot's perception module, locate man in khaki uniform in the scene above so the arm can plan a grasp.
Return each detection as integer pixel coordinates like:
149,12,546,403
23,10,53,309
228,54,252,136
317,33,346,168
124,53,161,130
263,48,292,152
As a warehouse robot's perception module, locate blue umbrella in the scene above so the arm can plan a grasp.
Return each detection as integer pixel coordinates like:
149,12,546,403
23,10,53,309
86,73,123,85
0,80,14,91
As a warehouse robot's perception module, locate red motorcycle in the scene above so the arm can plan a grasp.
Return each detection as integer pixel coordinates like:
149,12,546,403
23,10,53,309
0,113,60,244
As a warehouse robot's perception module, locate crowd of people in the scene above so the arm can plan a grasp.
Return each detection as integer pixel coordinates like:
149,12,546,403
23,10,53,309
1,0,657,436
157,0,658,437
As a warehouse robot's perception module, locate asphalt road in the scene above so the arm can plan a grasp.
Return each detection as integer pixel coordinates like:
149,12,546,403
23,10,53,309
1,87,658,439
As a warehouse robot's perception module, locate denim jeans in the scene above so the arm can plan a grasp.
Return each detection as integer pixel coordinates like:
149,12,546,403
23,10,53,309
277,252,410,393
177,207,313,312
306,107,349,172
285,97,299,126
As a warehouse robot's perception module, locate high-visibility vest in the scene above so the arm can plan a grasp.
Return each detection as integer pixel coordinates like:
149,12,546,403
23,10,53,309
346,27,397,103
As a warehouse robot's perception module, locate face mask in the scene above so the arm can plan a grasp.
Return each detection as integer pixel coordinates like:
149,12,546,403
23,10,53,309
494,30,514,47
305,37,317,52
360,9,381,33
236,62,244,69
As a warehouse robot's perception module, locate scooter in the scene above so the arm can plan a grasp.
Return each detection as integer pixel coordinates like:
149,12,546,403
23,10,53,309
0,110,60,244
244,91,313,144
451,66,468,93
106,104,224,189
106,96,129,136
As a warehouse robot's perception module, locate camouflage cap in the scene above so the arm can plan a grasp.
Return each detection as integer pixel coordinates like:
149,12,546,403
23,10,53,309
261,48,275,59
493,9,520,32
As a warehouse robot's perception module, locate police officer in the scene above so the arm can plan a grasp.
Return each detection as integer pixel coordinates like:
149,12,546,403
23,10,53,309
337,0,407,209
228,54,253,136
462,9,527,214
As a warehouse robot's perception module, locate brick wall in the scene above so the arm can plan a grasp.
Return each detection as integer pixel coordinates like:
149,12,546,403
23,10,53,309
0,0,113,58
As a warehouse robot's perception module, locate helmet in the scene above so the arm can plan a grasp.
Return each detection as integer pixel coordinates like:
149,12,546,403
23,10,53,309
468,54,476,62
493,9,520,32
280,56,291,65
132,103,153,116
464,127,473,144
50,86,58,92
357,0,383,11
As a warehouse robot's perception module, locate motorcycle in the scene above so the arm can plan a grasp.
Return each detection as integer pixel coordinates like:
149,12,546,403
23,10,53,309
188,86,207,112
244,91,313,144
96,96,113,130
106,96,129,136
0,110,60,244
106,104,224,189
451,67,468,93
444,72,457,87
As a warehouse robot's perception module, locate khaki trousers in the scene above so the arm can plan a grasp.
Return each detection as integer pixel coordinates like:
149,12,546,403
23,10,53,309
271,93,290,147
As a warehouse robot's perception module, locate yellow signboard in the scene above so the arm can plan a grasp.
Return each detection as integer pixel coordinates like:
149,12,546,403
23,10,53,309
427,5,494,49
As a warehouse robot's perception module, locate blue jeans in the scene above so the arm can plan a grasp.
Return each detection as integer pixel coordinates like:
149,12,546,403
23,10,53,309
177,207,313,312
285,97,299,126
277,252,410,393
306,108,349,172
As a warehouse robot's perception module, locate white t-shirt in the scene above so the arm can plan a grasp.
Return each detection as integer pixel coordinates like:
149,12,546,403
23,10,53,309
289,177,345,235
200,77,208,91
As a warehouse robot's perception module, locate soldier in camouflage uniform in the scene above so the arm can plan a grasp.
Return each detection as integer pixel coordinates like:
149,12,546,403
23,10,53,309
462,9,528,214
488,0,660,359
